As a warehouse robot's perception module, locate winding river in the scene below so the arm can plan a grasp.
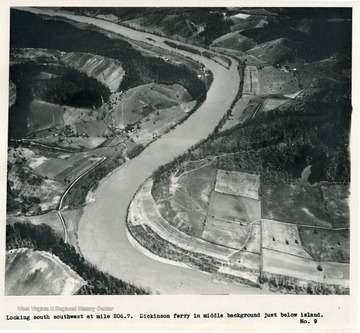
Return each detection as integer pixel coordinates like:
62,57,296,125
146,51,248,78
21,8,265,294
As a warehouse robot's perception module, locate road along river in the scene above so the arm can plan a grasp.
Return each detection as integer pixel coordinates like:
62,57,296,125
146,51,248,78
21,8,266,294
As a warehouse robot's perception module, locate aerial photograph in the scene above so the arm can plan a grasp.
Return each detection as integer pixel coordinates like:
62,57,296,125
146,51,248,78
5,7,351,295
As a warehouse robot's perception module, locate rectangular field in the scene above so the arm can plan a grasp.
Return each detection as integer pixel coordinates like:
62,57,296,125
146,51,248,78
208,191,250,223
243,66,260,95
257,66,299,95
262,248,324,283
202,215,250,249
215,170,260,200
261,219,312,259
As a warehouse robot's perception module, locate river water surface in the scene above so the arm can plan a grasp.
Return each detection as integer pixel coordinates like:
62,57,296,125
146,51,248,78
22,8,267,294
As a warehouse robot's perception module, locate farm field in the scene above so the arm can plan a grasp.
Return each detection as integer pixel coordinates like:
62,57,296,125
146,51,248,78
261,219,312,259
298,227,350,263
130,179,237,261
202,215,250,249
262,248,324,283
6,211,64,238
114,83,192,127
28,100,64,134
257,66,299,95
261,182,332,227
215,169,260,199
5,248,85,295
30,152,102,182
243,66,260,95
208,191,250,223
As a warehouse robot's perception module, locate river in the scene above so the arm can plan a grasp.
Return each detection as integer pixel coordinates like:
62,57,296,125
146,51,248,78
21,8,266,294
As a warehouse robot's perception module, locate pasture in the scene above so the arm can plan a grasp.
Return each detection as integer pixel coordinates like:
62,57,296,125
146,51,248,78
298,227,349,263
114,83,192,127
257,66,299,95
261,219,312,259
262,248,324,283
55,154,102,182
202,215,250,249
28,100,64,134
208,191,250,223
215,170,260,200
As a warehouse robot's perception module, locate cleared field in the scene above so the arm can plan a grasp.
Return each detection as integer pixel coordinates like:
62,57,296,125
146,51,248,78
321,262,349,287
114,83,192,127
298,227,349,263
7,211,64,238
262,248,324,283
131,102,191,145
129,179,237,261
243,66,260,95
55,154,102,182
32,156,71,179
258,97,290,112
5,248,85,295
202,215,250,249
261,183,331,227
215,170,260,200
28,100,64,134
321,184,350,227
63,106,99,126
261,219,312,259
208,191,249,223
176,163,217,210
60,52,125,91
257,66,299,95
161,163,217,236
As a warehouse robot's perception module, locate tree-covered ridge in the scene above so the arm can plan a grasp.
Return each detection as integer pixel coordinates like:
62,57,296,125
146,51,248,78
6,223,149,295
65,7,233,46
10,9,206,98
153,85,351,187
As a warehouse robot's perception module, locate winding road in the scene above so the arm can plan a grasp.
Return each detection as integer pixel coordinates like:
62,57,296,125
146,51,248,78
21,8,265,294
